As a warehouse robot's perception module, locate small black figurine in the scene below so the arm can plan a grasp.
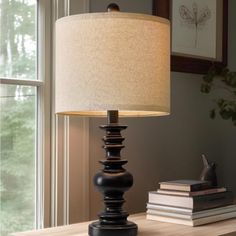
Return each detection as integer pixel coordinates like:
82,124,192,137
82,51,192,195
199,154,217,187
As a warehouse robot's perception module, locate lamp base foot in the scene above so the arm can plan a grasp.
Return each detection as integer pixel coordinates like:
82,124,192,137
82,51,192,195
88,221,138,236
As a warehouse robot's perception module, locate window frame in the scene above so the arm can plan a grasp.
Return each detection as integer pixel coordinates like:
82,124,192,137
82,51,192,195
0,0,52,229
37,0,52,229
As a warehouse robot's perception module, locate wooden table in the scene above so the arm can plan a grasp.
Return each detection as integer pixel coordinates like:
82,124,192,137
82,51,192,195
12,213,236,236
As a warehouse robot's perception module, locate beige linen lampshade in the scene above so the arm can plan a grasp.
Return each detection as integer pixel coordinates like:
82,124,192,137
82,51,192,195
55,12,170,117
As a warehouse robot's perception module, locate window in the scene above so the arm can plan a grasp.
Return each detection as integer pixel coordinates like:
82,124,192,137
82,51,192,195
0,0,51,235
0,84,36,235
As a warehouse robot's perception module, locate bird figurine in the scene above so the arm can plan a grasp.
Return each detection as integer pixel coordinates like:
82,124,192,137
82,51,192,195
199,154,217,187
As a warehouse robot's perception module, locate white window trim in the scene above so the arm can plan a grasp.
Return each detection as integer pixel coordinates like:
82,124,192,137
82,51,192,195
37,0,52,229
51,0,90,227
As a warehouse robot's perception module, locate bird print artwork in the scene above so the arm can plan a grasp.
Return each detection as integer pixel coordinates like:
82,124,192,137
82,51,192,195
179,2,211,48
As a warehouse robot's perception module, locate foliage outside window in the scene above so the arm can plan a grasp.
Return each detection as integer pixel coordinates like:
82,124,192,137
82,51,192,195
0,0,37,235
201,65,236,126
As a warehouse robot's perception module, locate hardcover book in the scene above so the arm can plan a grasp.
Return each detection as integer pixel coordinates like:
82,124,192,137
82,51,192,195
146,210,236,226
146,204,236,220
157,187,226,197
146,203,236,216
159,179,212,192
147,203,194,214
148,191,234,211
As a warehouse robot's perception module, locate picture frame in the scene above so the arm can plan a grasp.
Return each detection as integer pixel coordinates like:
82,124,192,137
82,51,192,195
152,0,228,74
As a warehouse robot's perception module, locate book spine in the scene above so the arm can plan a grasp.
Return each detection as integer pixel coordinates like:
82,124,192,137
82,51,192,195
147,203,193,214
157,189,190,196
157,188,226,197
148,191,234,211
147,209,192,219
146,211,236,226
159,181,211,192
146,214,193,226
147,205,236,220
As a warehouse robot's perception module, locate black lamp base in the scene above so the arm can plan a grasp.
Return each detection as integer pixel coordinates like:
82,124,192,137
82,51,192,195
89,110,138,236
89,221,138,236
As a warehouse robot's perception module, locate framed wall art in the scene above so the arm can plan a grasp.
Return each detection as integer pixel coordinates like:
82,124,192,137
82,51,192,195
153,0,228,74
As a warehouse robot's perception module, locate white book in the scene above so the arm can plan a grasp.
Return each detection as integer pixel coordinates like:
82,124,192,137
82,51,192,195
148,191,233,211
147,204,236,220
147,203,236,219
157,187,226,197
146,210,236,226
147,209,192,220
159,180,211,192
147,203,193,214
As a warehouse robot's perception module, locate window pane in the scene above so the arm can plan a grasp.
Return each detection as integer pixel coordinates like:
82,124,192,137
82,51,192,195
0,84,36,236
0,0,37,80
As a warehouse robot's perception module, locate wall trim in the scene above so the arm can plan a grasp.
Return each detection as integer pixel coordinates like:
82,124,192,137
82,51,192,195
63,116,70,225
51,0,91,226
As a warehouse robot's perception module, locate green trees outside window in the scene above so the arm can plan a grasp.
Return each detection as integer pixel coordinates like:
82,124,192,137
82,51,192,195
0,0,37,235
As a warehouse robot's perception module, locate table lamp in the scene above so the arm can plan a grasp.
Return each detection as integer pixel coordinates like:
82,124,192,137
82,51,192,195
55,4,170,236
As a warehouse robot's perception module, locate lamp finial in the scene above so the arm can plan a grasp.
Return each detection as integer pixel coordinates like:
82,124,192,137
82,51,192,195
107,3,120,12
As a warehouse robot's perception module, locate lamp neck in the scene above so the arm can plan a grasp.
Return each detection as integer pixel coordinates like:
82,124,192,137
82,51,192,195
107,110,119,124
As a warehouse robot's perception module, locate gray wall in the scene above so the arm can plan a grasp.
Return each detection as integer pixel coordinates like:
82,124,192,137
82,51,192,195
88,0,236,218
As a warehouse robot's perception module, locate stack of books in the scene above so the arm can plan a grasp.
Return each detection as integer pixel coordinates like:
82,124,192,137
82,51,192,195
147,180,236,226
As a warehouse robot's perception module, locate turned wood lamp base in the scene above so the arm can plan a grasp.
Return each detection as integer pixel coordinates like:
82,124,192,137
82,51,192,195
88,110,138,236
